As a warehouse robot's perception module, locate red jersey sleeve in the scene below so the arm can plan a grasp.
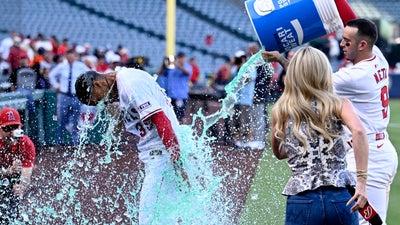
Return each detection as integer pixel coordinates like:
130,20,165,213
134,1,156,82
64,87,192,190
20,136,36,168
150,111,179,150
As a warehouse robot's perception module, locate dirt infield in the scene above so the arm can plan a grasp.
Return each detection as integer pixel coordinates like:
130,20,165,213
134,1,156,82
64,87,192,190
21,143,263,224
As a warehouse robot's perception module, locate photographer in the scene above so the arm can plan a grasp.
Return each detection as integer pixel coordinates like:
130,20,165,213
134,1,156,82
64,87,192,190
0,107,35,224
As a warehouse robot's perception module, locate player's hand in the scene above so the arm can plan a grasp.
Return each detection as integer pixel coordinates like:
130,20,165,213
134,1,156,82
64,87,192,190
169,146,180,162
347,182,367,212
262,51,282,62
173,159,191,189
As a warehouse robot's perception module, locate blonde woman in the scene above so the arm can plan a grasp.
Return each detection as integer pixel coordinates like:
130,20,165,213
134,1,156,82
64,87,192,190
270,47,368,225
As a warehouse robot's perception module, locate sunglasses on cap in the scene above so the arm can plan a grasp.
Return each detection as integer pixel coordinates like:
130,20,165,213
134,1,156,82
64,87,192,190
2,125,20,133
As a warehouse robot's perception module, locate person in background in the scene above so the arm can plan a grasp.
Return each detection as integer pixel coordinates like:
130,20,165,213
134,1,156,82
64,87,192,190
247,42,273,149
189,57,200,86
35,52,53,90
95,55,109,72
230,50,256,148
16,56,37,114
0,56,11,91
166,52,192,123
270,47,368,225
17,57,37,90
156,56,172,91
7,37,28,90
213,56,231,98
0,32,19,61
49,49,89,145
0,107,35,224
57,38,69,56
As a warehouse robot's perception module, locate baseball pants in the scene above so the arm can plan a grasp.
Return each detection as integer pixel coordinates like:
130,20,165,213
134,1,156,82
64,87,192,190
138,149,179,225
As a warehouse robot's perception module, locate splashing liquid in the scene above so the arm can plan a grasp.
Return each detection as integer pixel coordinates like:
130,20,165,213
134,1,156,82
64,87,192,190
15,50,274,225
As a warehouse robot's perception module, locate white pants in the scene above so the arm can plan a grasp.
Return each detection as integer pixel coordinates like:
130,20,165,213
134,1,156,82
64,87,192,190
138,150,179,225
346,134,398,225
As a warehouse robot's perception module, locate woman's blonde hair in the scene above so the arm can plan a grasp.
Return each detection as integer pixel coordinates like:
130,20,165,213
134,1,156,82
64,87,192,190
271,46,343,150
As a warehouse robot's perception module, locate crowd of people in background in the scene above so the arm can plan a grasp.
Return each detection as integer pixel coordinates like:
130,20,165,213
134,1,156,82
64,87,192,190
0,31,399,148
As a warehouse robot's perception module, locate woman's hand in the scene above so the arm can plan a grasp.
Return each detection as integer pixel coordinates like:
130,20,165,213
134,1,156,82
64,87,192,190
347,181,368,212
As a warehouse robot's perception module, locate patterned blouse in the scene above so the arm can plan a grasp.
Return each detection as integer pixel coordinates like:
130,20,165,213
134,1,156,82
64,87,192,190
282,116,355,196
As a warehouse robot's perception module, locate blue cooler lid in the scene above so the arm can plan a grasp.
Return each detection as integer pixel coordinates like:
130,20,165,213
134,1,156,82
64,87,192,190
245,0,327,52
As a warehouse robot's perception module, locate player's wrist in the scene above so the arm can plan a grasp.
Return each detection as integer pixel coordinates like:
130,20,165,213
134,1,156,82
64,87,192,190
167,144,180,152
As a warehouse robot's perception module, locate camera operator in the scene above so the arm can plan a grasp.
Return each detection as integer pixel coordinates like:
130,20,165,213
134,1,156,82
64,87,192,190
0,107,35,224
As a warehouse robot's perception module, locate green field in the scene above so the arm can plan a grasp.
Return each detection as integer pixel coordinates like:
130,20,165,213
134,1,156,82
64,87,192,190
240,99,400,225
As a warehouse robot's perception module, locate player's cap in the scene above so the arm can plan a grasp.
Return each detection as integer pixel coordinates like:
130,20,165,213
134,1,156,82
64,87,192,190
0,107,21,127
75,71,99,105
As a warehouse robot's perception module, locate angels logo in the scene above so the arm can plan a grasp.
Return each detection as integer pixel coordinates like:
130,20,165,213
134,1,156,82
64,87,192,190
362,205,373,220
6,111,16,122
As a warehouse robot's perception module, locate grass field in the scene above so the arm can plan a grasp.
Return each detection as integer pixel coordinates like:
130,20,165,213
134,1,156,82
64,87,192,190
240,99,400,225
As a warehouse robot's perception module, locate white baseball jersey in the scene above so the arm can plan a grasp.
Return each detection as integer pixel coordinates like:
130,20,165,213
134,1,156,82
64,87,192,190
333,46,390,135
335,47,398,225
116,67,180,153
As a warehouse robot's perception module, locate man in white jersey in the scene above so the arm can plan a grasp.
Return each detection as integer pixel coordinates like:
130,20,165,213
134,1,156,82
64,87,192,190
333,18,397,224
263,18,398,225
75,67,188,225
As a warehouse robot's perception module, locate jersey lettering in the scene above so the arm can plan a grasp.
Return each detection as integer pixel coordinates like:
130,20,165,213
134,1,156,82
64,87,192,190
373,68,387,83
380,86,389,119
123,106,155,137
123,107,139,123
135,120,154,137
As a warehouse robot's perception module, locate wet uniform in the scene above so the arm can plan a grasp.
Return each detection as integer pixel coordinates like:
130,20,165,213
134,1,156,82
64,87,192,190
116,68,180,225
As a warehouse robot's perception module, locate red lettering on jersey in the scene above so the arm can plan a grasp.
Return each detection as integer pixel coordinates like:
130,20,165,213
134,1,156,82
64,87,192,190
381,86,389,119
374,73,379,83
374,68,387,84
383,68,387,79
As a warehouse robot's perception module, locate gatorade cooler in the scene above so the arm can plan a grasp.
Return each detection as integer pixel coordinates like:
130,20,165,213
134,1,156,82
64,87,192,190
245,0,344,52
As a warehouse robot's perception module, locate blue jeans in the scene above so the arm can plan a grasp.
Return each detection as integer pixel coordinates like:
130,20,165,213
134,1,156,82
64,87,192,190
171,99,187,122
285,186,359,225
57,93,81,145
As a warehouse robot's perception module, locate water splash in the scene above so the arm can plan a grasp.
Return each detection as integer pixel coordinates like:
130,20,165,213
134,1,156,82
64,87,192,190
14,50,274,224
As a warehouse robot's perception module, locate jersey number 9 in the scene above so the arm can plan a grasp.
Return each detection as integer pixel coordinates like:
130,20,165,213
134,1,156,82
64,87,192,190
380,86,389,119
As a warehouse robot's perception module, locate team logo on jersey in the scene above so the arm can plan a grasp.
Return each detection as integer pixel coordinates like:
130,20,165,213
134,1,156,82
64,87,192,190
138,102,151,112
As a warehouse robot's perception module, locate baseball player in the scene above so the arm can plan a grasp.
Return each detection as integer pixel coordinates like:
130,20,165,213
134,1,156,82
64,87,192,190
333,18,397,225
0,107,36,224
75,67,187,225
263,18,398,225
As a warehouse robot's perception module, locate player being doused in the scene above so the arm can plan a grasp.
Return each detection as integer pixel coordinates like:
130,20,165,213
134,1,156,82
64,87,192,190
75,68,189,225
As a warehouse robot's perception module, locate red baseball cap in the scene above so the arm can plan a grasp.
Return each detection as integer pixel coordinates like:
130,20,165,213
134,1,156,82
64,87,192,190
0,107,22,127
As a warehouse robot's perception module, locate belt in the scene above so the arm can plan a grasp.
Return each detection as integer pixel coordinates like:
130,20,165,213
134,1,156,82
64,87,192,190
375,132,385,141
347,132,386,149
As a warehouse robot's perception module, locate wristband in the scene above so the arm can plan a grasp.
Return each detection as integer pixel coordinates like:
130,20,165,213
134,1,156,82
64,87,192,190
356,170,368,180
